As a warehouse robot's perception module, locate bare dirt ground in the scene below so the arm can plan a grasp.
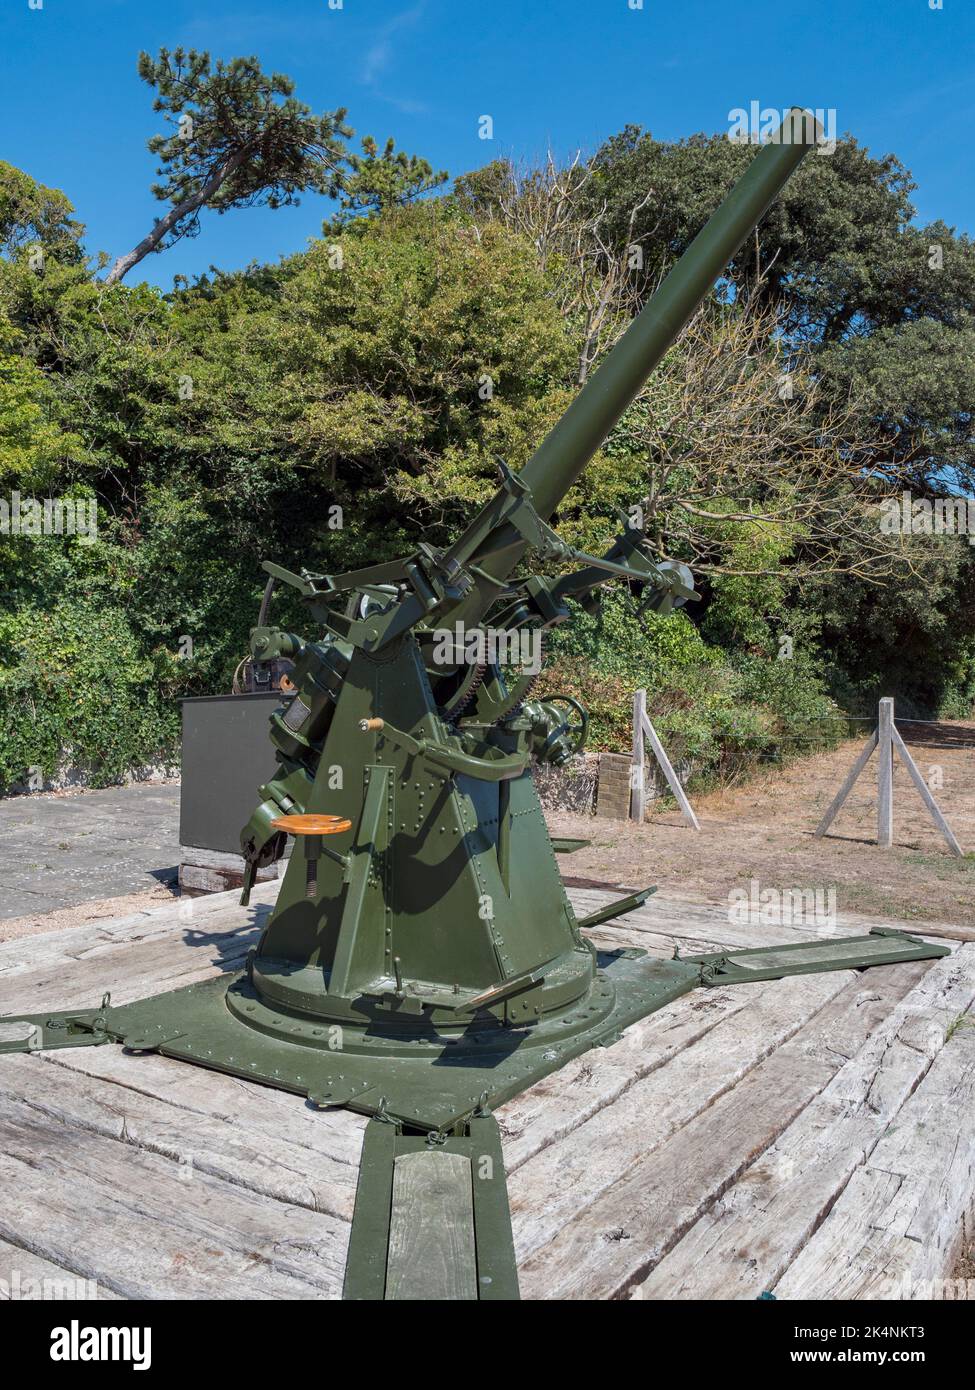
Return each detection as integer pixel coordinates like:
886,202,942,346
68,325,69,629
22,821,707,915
548,722,975,930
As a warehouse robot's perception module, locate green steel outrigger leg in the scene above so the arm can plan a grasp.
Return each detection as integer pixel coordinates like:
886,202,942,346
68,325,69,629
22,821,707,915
343,1112,519,1301
0,993,116,1054
0,927,949,1133
576,887,657,930
682,928,946,986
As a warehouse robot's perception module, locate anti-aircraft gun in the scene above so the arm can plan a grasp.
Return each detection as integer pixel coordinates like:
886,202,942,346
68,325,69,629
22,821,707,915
215,107,944,1111
0,114,947,1299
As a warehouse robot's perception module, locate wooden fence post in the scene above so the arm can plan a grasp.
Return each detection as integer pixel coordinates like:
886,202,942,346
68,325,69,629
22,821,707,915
877,696,894,849
630,689,699,831
630,689,647,823
815,696,962,856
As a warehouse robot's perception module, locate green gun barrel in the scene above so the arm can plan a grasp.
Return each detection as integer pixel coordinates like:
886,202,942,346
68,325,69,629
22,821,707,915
521,107,820,519
446,107,822,613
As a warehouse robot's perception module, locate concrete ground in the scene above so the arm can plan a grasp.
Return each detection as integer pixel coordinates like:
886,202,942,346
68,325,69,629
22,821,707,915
0,783,180,921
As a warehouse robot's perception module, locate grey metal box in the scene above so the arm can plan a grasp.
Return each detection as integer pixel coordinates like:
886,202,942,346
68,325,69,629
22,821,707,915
179,694,282,854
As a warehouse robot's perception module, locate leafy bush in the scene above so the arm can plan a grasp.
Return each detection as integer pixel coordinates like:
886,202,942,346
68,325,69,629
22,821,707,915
540,591,844,784
1,148,971,799
0,595,179,788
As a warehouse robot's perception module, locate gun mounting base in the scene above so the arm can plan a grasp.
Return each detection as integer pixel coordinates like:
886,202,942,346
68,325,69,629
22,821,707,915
0,927,946,1134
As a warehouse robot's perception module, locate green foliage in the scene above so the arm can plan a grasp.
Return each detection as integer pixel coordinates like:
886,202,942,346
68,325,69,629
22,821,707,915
0,190,580,788
0,160,84,262
584,127,975,493
0,595,179,789
136,46,352,228
160,207,575,567
106,47,448,286
808,534,975,718
0,347,85,490
541,591,841,782
330,135,448,225
1,106,973,794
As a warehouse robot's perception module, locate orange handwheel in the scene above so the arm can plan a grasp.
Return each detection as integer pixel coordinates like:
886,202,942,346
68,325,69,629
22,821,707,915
270,814,352,836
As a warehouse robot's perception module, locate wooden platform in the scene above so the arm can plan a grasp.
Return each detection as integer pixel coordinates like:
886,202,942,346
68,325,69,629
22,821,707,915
0,882,972,1300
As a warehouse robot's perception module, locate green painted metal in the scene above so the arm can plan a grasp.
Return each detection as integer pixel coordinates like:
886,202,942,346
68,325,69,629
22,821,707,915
684,928,949,985
2,109,950,1299
343,1115,519,1301
576,887,657,930
217,109,831,1067
0,110,948,1112
0,928,949,1132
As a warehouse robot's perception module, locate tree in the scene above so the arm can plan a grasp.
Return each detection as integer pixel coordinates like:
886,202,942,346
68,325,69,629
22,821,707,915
0,161,84,263
579,129,975,492
329,136,447,227
0,337,85,490
104,47,353,285
580,130,921,337
455,151,653,384
553,300,916,588
161,204,575,565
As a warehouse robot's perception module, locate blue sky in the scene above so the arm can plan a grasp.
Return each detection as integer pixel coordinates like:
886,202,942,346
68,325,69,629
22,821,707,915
2,0,972,288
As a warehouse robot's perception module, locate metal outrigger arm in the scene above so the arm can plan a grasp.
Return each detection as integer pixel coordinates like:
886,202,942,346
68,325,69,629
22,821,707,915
0,913,947,1133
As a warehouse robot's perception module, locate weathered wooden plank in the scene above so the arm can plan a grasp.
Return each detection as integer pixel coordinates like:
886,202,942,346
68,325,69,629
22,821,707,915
775,1003,975,1300
41,1047,367,1165
0,1237,121,1301
635,949,975,1299
179,845,290,874
0,878,962,1303
498,986,750,1170
0,1091,349,1299
180,864,249,895
1,881,958,987
385,1151,477,1301
575,887,972,946
0,882,279,978
0,945,247,1016
2,1053,360,1221
500,867,917,1173
508,969,852,1266
0,912,263,1015
515,961,931,1300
